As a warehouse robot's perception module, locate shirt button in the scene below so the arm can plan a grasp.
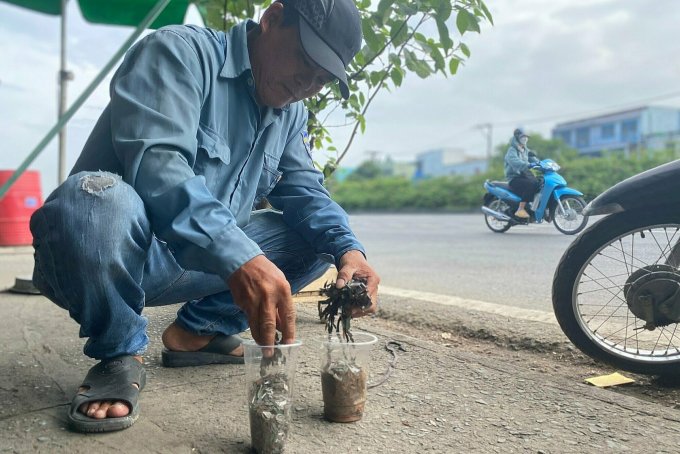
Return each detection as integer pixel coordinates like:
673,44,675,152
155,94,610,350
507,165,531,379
247,78,254,86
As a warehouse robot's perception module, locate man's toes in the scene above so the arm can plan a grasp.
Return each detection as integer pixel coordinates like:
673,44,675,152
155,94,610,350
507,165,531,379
230,345,244,357
84,401,101,417
108,402,131,418
93,401,113,419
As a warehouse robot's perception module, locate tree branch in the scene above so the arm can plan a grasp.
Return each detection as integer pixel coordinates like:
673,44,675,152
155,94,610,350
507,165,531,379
335,14,427,168
349,15,413,80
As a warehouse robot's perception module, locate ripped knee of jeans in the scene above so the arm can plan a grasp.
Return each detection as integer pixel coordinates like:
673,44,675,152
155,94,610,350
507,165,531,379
79,172,119,195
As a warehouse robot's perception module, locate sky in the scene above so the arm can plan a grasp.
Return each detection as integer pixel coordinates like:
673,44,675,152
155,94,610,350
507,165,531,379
1,0,680,195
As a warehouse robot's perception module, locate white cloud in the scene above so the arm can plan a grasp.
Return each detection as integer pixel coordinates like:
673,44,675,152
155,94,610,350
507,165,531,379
1,0,680,195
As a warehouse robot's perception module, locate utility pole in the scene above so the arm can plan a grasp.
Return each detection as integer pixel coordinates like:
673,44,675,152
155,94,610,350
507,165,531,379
475,123,493,167
58,0,74,184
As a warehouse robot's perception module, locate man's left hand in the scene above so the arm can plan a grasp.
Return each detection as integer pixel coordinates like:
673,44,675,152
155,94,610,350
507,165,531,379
335,250,380,317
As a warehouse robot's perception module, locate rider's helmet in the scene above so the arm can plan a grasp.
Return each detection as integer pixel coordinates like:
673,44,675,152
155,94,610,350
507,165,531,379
513,128,529,141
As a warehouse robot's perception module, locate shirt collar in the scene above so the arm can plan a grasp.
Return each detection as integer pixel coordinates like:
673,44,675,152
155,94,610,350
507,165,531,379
219,20,255,79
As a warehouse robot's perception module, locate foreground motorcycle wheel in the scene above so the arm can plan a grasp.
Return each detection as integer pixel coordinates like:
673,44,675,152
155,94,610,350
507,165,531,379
553,209,680,375
484,197,511,233
552,195,588,235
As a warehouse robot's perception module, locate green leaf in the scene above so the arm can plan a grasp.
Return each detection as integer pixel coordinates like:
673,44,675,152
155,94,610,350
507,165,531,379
396,2,418,15
388,53,401,67
349,94,361,111
468,16,481,33
358,114,366,134
436,0,452,21
456,9,469,35
369,70,388,86
415,60,432,78
323,162,336,178
456,9,480,34
362,18,383,53
430,46,445,72
370,11,383,28
460,42,471,58
480,1,494,26
449,58,460,75
436,19,453,51
389,20,409,47
414,32,428,45
406,50,432,78
377,0,395,22
404,49,418,72
390,67,403,86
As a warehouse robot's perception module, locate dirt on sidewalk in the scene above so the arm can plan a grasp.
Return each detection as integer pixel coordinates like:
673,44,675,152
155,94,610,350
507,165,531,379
375,292,680,413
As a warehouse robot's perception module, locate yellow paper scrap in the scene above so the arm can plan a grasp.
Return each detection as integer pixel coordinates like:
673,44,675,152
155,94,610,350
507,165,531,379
584,372,635,388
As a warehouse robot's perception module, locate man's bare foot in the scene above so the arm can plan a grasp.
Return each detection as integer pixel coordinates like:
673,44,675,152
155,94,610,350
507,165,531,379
78,355,143,419
161,322,244,357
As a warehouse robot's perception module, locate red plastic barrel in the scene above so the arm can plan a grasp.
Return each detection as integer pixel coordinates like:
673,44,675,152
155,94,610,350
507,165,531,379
0,170,43,246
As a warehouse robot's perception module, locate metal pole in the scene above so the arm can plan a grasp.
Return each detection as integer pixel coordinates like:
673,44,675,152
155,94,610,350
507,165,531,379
58,0,70,184
475,123,493,167
486,123,493,164
0,0,172,200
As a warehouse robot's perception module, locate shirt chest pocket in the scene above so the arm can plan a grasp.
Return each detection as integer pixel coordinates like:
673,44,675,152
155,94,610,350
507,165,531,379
194,124,231,196
255,153,283,204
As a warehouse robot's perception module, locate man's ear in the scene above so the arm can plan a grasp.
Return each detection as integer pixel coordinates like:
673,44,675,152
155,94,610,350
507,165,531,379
259,2,284,34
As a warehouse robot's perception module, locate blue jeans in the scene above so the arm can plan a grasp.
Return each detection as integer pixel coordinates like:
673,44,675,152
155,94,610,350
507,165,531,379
30,171,331,360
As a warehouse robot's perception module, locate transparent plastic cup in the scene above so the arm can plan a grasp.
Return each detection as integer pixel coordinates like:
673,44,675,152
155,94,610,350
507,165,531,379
320,332,378,422
244,340,302,454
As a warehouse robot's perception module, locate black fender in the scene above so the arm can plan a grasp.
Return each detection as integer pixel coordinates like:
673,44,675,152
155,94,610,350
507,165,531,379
546,198,556,222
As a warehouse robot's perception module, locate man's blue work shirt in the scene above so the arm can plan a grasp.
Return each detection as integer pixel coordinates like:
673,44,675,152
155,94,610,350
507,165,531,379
72,21,364,277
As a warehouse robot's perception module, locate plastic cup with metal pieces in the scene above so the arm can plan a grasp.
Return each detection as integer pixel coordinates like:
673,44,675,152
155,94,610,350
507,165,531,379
243,339,302,454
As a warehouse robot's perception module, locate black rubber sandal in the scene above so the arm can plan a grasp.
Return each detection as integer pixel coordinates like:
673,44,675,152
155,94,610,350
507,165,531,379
161,334,244,367
68,355,146,433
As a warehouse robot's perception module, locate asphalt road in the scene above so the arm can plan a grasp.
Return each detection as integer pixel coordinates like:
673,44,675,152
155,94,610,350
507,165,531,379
349,213,588,313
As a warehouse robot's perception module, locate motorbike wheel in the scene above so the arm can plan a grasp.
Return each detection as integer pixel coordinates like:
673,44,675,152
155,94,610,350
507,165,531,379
553,209,680,375
484,197,511,233
552,195,588,235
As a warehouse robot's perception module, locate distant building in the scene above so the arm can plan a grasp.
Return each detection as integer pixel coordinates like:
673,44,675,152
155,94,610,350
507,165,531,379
552,106,680,155
414,148,488,179
389,161,416,179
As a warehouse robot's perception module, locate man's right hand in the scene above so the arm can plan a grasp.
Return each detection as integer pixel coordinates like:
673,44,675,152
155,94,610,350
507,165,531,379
227,255,295,346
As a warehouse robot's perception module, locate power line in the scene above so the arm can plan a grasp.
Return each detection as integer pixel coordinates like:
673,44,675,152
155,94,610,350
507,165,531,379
431,89,680,150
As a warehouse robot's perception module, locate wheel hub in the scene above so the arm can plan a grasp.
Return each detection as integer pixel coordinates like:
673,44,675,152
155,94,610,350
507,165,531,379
562,209,577,221
623,264,680,330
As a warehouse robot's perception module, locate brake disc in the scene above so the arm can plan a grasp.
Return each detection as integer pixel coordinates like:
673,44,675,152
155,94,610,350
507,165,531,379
623,264,680,329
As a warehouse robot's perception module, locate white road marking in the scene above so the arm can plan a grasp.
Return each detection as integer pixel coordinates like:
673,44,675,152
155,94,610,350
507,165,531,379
379,285,557,324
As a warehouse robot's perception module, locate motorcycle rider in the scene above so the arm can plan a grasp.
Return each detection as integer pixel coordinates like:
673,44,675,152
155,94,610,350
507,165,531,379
504,128,540,219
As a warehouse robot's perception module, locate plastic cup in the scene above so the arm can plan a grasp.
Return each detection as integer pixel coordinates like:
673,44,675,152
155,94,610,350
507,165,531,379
244,340,302,454
320,332,378,423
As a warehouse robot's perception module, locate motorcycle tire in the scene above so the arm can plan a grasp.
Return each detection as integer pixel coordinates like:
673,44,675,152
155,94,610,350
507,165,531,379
484,196,512,233
553,208,680,375
552,195,588,235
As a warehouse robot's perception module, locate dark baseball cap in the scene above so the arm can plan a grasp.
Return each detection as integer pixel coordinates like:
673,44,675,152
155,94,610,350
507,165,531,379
285,0,363,99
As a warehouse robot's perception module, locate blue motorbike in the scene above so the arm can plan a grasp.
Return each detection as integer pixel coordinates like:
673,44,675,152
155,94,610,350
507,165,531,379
481,159,588,235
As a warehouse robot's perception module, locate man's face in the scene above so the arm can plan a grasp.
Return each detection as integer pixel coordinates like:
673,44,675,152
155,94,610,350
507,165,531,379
252,10,336,108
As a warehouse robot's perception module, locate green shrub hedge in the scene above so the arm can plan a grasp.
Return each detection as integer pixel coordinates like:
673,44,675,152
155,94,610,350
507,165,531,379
329,150,678,211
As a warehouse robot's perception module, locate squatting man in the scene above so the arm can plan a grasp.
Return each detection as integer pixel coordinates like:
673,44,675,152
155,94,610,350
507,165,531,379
30,0,379,432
